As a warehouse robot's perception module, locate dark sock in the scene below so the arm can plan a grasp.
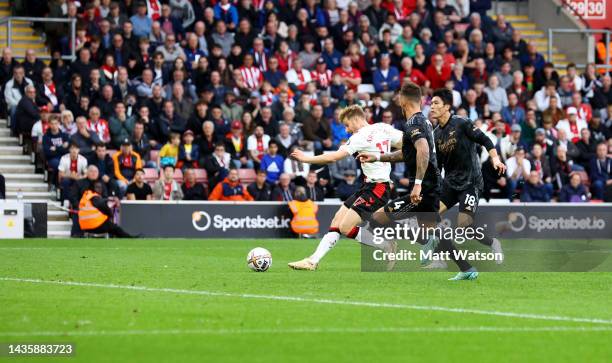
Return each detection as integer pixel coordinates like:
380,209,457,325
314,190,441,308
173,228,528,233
438,238,472,272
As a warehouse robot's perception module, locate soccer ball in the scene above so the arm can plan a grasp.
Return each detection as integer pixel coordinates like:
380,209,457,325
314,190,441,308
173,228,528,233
247,247,272,272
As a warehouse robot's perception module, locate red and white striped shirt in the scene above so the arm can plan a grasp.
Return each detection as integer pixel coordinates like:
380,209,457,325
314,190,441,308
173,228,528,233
240,66,263,91
87,119,111,144
311,69,333,89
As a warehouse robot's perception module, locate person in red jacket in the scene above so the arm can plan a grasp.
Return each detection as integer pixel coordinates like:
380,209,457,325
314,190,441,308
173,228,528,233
208,168,254,201
425,53,451,89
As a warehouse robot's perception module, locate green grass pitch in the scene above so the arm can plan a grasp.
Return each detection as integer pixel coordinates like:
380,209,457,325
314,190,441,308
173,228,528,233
1,238,611,363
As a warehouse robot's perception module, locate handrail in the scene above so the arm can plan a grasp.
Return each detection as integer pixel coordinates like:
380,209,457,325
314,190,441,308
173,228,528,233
547,28,611,70
0,16,77,61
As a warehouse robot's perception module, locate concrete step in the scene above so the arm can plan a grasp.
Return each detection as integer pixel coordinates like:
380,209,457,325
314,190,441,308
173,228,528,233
0,136,19,145
47,220,72,232
6,181,48,192
2,172,44,181
521,30,544,37
0,154,31,164
48,230,71,239
0,118,7,126
0,163,35,173
0,128,11,136
6,190,53,199
48,210,69,221
511,22,536,30
553,53,567,61
492,15,529,22
7,44,46,52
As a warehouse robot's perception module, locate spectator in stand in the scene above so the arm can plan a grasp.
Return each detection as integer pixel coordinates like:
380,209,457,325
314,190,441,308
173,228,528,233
520,171,551,202
542,96,565,126
14,85,40,139
204,142,231,189
158,132,181,167
304,170,325,202
557,76,574,108
111,138,142,195
484,75,508,113
90,143,119,197
373,53,400,100
152,164,183,200
177,130,200,170
556,107,588,144
126,169,153,200
535,81,561,112
87,106,111,145
302,105,332,154
5,64,33,129
42,116,70,187
208,168,253,201
58,143,88,202
181,169,208,200
271,173,296,201
285,58,312,93
501,92,525,126
247,170,273,201
576,128,597,171
70,116,100,159
109,101,135,148
335,169,360,200
426,53,451,89
505,146,531,200
260,140,284,184
500,124,527,161
528,143,553,197
559,172,590,203
333,56,362,92
589,142,611,201
247,125,270,167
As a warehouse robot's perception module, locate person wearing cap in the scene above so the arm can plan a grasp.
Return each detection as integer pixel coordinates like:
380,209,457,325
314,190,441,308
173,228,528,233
373,53,400,100
225,120,252,169
112,138,143,195
505,146,531,200
311,57,333,90
30,105,51,147
499,123,527,162
556,106,588,144
334,168,361,201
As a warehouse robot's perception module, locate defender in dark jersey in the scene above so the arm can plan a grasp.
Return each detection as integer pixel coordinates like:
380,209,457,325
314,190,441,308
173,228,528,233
430,88,506,264
359,82,478,280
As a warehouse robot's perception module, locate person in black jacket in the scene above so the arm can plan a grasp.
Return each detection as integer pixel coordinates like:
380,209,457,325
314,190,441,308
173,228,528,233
82,180,135,238
520,171,551,202
42,116,69,185
181,169,208,200
15,85,40,138
247,170,273,201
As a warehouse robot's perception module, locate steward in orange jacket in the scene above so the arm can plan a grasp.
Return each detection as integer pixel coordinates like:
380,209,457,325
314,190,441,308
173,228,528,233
208,169,254,201
288,187,319,235
77,181,134,237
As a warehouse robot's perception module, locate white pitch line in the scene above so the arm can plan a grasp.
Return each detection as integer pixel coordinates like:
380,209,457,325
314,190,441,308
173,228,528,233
2,277,612,326
0,326,611,338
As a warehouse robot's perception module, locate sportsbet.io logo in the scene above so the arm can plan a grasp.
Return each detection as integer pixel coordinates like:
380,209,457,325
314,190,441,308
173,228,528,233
506,212,605,233
192,211,290,232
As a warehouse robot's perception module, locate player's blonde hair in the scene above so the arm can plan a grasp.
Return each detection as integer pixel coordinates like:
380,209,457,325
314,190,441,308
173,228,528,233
338,105,366,124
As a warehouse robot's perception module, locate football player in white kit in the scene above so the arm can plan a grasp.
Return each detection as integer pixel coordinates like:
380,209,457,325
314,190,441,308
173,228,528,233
288,105,403,270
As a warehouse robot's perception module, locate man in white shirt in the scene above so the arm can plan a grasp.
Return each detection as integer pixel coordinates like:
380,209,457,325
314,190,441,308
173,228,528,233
556,106,588,143
247,126,271,166
534,81,561,111
505,146,531,200
58,143,88,202
288,105,402,270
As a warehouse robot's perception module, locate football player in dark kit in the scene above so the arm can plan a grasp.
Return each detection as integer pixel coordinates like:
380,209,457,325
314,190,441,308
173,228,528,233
359,82,479,280
429,88,506,267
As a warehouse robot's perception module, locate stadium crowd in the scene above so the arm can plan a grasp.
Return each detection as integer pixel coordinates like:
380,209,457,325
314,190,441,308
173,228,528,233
3,0,612,214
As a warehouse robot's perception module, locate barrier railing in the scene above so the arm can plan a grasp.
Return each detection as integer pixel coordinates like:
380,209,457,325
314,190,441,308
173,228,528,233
547,28,611,70
0,16,76,60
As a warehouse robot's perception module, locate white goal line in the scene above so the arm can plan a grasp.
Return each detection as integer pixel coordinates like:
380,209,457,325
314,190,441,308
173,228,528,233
1,277,612,326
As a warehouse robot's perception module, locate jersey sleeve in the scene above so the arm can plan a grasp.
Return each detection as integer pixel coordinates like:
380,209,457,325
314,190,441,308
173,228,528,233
340,132,366,155
406,121,428,144
388,125,404,147
460,119,495,151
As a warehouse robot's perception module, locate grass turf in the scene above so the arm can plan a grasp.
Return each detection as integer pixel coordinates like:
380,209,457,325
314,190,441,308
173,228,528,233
0,238,611,363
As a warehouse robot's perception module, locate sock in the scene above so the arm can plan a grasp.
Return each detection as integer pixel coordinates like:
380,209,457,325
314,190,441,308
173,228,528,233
310,230,340,264
477,233,494,246
438,238,473,272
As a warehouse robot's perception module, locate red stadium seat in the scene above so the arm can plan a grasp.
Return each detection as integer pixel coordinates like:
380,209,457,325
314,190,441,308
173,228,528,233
238,168,256,184
143,168,159,183
194,168,208,184
173,169,184,184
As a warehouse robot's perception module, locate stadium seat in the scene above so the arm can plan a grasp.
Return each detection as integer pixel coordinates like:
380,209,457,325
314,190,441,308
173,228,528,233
194,169,208,184
143,168,159,183
173,169,184,184
238,169,257,184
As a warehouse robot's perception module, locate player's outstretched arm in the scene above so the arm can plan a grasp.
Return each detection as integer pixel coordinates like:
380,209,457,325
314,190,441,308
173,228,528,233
358,150,404,163
290,148,350,165
462,121,506,174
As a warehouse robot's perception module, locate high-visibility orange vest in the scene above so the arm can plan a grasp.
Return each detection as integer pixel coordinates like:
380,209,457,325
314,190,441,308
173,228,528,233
596,42,612,73
78,190,108,230
288,200,319,235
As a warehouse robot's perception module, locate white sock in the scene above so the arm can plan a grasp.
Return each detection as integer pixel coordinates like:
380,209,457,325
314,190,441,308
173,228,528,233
310,231,340,264
354,227,380,248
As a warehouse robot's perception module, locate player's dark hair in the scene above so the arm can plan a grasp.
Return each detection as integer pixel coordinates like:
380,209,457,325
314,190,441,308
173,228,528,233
399,82,422,103
432,88,453,107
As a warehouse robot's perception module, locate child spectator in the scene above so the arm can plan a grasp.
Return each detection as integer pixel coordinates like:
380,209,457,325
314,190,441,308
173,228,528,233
152,164,183,200
260,140,284,184
158,132,180,167
247,170,273,201
177,130,200,170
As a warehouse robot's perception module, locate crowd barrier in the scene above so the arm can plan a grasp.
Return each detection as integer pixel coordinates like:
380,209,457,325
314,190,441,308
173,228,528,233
119,201,612,239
